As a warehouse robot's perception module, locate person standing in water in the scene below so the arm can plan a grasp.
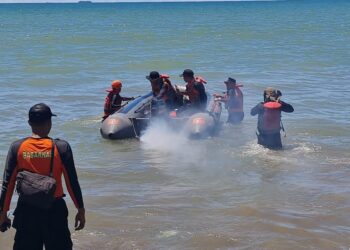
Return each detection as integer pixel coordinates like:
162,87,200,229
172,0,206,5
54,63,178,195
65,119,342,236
103,80,134,120
214,77,244,123
0,103,85,250
250,87,294,149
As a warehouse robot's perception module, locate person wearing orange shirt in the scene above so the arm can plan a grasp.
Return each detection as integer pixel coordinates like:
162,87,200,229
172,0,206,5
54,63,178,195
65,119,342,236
0,103,85,250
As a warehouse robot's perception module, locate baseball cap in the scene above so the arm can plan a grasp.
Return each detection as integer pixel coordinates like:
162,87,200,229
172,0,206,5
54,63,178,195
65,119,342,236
224,77,236,84
29,103,57,123
146,71,160,80
180,69,194,77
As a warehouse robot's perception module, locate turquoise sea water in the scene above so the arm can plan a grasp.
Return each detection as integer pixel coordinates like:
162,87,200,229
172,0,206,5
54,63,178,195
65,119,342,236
1,1,350,249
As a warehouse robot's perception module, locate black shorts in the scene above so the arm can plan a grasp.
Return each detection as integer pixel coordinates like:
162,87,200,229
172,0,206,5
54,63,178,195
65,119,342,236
12,198,73,250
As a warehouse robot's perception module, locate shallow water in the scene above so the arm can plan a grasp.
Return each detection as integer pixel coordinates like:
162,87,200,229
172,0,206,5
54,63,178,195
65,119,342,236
1,1,350,249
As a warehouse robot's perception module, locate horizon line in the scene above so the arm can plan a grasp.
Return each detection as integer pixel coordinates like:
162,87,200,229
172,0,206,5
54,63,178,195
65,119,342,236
0,0,279,3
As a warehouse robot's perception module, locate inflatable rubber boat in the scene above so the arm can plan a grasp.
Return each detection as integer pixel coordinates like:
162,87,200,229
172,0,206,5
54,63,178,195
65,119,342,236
100,91,222,140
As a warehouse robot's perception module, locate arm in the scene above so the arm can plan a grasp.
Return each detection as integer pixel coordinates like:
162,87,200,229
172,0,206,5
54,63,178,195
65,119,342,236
156,78,173,100
250,103,264,116
104,93,112,114
121,96,134,101
55,139,85,230
0,140,24,232
156,84,167,100
235,87,243,98
194,83,207,103
280,101,294,113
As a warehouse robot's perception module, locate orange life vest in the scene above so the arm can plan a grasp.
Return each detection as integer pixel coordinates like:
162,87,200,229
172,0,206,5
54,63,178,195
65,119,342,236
184,76,207,103
186,83,199,102
262,101,282,134
195,76,207,84
161,75,176,102
227,86,243,113
16,138,67,200
151,74,173,100
104,90,123,116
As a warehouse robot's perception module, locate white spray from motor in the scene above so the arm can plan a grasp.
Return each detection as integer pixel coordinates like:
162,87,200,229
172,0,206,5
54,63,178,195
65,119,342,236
140,119,203,166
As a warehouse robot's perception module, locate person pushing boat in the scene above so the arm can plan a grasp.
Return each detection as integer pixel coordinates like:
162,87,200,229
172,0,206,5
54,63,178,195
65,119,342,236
103,80,134,120
214,77,244,123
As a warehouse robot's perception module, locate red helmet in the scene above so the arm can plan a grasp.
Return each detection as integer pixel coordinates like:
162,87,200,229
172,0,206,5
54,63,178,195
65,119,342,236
111,80,122,89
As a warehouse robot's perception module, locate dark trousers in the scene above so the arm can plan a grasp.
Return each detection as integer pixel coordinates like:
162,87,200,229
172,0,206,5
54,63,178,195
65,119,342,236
257,132,282,149
12,198,73,250
227,112,244,124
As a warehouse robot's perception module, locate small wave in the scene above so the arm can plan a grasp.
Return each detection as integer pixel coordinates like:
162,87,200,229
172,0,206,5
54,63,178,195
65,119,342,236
72,230,107,250
242,140,321,156
325,158,350,168
286,141,322,153
240,140,271,157
157,230,179,238
69,116,102,127
239,140,325,168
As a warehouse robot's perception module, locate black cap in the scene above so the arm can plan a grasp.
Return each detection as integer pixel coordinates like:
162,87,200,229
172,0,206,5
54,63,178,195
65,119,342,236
224,77,236,84
29,103,56,123
180,69,194,77
146,71,160,80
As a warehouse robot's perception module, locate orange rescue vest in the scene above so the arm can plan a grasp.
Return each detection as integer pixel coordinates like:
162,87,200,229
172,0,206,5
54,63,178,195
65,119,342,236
262,101,282,134
152,74,173,101
227,86,243,113
186,82,199,103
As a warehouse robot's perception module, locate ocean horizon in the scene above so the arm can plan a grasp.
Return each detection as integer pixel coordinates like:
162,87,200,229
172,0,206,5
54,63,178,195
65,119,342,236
1,0,282,4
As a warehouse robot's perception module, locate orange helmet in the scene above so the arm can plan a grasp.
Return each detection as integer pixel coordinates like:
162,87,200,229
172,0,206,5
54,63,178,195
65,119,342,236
111,80,122,89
